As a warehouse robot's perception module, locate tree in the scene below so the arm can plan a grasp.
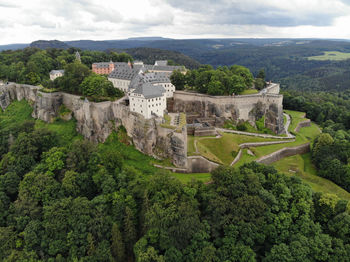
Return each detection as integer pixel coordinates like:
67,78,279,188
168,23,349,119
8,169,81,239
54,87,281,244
111,223,126,262
230,65,253,88
170,70,186,90
254,78,266,91
80,74,121,98
207,80,225,95
60,61,91,94
257,68,265,80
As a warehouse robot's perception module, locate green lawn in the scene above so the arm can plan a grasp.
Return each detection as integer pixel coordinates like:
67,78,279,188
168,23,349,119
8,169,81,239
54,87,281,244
240,89,259,95
171,173,211,183
192,133,281,165
271,153,350,201
307,51,350,61
284,109,306,132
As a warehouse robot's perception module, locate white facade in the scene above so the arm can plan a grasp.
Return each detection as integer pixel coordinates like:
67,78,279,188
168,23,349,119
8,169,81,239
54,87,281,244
108,78,131,92
129,93,166,119
50,71,64,81
154,82,175,98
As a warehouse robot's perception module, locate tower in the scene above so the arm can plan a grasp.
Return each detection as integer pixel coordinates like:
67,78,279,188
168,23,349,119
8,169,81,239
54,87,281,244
75,51,81,63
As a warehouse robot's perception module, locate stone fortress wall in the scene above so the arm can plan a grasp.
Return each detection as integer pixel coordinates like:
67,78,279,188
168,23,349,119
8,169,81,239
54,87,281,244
171,83,284,134
0,83,187,167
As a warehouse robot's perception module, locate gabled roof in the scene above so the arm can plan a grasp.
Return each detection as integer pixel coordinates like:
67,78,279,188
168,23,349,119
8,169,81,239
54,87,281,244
108,67,140,80
50,69,64,75
155,60,168,66
132,83,166,99
129,72,171,91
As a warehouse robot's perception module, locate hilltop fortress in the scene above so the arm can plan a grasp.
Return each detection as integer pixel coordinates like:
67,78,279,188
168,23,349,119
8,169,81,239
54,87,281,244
0,80,284,170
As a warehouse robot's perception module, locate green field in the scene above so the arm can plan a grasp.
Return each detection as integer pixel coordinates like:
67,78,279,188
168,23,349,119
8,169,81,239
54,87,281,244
307,51,350,61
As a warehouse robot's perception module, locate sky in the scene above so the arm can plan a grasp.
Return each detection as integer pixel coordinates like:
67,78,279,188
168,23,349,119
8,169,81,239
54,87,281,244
1,0,350,45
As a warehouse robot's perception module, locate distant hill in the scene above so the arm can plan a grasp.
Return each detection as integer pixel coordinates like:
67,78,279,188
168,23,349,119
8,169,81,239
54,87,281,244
0,43,29,51
126,37,170,41
123,47,201,69
30,40,70,49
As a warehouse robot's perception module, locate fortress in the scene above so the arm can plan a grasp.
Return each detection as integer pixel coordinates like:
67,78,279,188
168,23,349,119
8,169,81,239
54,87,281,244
169,83,284,134
0,82,284,170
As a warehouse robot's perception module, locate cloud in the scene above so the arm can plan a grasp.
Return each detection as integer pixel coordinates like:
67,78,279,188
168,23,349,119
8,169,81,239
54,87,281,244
0,0,350,45
164,0,350,27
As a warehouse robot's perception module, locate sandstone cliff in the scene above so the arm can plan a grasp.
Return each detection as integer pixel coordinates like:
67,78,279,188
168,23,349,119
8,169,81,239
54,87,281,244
0,83,187,167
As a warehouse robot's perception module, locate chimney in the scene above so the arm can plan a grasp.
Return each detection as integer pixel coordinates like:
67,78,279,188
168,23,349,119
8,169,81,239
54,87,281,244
128,60,133,69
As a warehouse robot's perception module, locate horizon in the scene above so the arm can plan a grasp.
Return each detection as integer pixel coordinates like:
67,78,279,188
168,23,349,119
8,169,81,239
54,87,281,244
1,0,350,45
3,36,350,47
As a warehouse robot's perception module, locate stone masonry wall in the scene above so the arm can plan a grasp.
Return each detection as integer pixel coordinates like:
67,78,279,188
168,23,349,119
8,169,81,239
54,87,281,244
0,83,187,167
171,83,284,134
256,143,310,165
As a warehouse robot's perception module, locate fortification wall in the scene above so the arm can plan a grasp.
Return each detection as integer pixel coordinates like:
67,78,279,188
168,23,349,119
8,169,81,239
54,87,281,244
0,83,187,167
187,156,219,173
256,143,310,165
172,84,284,134
294,119,311,133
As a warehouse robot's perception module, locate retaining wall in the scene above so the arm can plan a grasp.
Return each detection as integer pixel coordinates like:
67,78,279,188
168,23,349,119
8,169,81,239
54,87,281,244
256,143,310,165
294,119,311,133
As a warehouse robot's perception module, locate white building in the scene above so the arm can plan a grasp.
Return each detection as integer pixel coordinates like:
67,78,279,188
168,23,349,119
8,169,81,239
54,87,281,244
49,70,64,81
129,83,166,119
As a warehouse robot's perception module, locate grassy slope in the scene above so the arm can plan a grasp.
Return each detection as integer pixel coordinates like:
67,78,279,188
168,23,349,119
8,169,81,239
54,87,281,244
0,100,33,132
271,153,350,200
307,51,350,61
189,133,280,165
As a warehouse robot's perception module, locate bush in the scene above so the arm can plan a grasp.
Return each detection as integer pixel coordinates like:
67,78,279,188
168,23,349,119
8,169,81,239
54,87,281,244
237,123,247,131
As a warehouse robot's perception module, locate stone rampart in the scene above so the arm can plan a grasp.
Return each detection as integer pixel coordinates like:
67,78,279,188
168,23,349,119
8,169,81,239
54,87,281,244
294,119,311,133
256,143,310,165
187,156,219,173
172,83,284,134
0,83,187,167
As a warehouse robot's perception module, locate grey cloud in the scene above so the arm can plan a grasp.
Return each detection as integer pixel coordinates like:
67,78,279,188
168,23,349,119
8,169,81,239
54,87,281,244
0,1,17,8
165,0,345,27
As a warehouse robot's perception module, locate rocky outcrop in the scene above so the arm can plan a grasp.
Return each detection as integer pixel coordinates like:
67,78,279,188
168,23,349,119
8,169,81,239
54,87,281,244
0,83,187,168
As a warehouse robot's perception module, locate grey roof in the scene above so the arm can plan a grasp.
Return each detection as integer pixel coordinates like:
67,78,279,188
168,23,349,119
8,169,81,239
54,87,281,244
150,65,184,71
155,60,168,66
132,83,166,99
50,70,64,74
129,72,171,91
108,66,143,80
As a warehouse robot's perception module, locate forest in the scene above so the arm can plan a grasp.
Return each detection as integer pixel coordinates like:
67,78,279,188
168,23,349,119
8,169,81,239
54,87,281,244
2,100,350,261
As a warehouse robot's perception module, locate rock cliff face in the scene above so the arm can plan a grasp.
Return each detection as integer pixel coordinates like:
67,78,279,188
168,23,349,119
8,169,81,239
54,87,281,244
0,83,187,167
172,88,285,134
